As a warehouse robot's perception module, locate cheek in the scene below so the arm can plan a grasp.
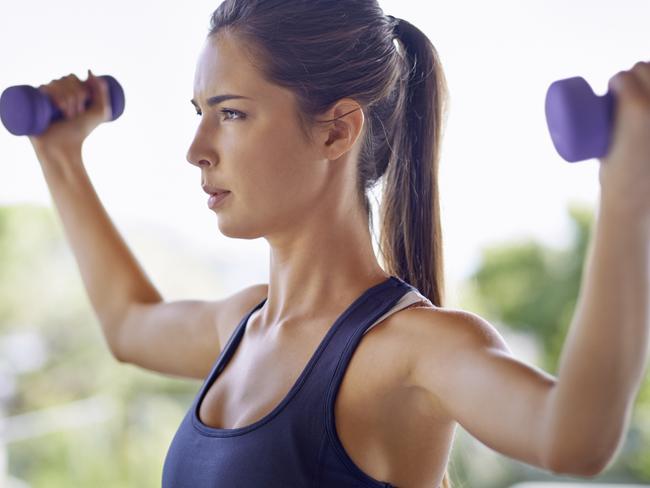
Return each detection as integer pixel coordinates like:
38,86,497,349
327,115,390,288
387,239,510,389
248,159,310,201
243,161,322,226
231,119,323,209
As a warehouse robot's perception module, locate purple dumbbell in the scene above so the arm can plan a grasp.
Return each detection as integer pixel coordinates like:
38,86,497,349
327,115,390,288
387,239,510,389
0,74,125,136
545,76,616,163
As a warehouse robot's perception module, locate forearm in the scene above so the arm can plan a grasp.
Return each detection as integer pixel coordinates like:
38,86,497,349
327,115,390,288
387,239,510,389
546,195,650,474
37,149,163,354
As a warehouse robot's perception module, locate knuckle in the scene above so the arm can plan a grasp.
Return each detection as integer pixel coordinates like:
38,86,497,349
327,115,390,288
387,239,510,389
617,70,634,82
632,61,650,77
613,71,636,92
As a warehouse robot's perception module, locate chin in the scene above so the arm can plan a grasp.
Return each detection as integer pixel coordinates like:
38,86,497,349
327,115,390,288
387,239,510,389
216,219,265,240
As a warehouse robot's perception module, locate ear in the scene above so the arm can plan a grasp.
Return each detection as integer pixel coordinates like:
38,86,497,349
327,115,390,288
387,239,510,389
316,98,365,161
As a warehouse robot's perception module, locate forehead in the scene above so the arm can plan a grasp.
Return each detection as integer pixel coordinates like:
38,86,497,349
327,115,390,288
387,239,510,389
193,33,264,100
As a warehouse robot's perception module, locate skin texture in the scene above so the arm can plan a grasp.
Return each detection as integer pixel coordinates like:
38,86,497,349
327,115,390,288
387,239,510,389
187,31,391,331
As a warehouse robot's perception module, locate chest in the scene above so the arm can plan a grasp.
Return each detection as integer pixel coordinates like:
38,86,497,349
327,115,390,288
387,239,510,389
198,305,455,487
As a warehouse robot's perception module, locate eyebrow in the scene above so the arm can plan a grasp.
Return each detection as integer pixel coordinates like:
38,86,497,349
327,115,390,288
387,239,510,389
190,94,252,108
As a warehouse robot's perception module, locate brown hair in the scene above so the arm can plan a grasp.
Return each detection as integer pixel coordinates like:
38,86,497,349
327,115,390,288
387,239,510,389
208,1,450,486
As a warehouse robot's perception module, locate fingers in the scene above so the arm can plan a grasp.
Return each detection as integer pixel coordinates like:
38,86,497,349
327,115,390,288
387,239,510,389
609,61,650,109
42,73,90,119
632,60,650,93
52,75,75,118
63,74,88,118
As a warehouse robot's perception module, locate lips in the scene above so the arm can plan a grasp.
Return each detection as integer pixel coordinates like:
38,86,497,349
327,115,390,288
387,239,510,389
202,185,230,196
207,191,231,209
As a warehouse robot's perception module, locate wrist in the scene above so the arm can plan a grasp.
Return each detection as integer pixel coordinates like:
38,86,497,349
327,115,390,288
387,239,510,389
35,146,85,182
599,188,650,235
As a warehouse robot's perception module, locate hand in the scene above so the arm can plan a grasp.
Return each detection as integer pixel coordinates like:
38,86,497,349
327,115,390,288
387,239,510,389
27,70,112,160
599,61,650,225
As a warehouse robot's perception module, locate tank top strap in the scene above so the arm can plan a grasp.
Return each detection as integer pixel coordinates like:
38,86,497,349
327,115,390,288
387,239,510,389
288,275,417,415
195,296,267,404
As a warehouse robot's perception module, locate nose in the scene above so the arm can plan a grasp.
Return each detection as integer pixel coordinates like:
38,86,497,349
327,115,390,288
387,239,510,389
186,138,214,168
187,153,211,168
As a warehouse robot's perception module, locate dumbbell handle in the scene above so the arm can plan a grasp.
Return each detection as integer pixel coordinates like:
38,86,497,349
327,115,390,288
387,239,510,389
545,76,616,163
0,75,125,136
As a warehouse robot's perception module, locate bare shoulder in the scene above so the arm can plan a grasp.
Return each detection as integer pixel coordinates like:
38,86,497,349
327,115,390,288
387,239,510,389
394,305,558,471
388,304,513,407
214,282,268,347
399,304,512,356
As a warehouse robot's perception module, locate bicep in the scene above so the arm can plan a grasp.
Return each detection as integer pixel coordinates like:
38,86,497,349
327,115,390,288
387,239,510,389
408,309,557,471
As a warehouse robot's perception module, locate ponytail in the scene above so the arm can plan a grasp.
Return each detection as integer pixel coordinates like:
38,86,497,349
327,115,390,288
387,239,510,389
376,17,452,488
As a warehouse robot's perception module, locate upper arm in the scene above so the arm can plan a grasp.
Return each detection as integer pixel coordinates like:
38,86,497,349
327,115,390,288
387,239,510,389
114,283,268,380
406,307,559,472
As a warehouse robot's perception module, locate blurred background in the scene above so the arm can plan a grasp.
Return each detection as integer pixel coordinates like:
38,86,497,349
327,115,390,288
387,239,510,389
1,0,649,486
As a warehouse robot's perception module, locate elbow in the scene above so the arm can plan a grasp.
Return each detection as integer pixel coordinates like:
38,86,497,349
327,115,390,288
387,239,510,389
112,348,128,363
108,342,125,363
549,458,611,478
104,318,128,364
107,334,128,364
545,444,614,477
548,457,609,478
542,402,619,477
110,336,130,364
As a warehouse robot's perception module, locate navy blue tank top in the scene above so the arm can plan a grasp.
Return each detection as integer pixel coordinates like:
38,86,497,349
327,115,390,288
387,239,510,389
162,275,427,487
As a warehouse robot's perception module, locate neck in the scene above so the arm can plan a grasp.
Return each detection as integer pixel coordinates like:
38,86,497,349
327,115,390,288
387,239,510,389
259,211,389,331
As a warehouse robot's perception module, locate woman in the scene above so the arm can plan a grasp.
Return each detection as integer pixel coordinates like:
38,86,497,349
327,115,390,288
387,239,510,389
27,1,650,487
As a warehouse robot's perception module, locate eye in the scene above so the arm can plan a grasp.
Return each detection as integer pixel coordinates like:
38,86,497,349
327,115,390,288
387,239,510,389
220,108,245,121
194,108,245,121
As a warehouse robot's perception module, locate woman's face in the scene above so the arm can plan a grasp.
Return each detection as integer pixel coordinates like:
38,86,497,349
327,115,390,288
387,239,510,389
187,32,347,241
